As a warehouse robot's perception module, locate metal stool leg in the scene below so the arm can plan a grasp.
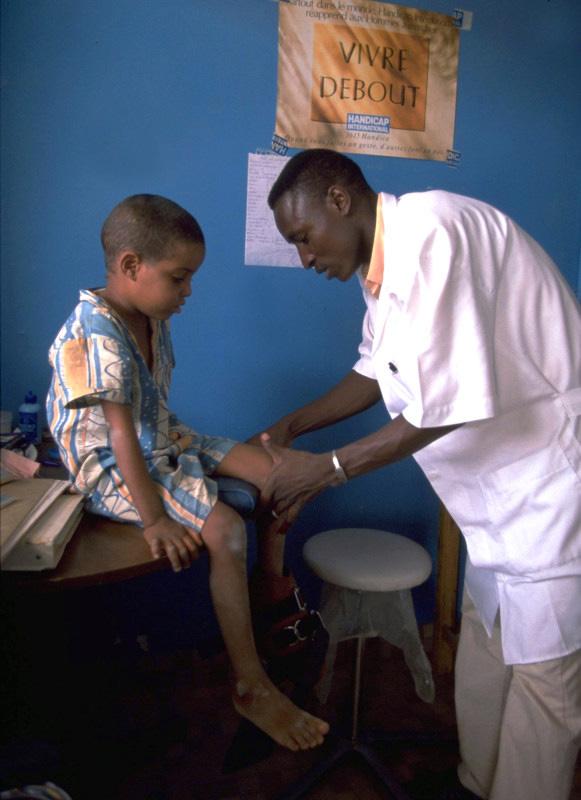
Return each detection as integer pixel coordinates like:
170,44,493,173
351,636,364,743
278,636,414,800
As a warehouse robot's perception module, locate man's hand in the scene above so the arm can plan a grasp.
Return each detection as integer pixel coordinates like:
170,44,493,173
143,516,205,572
258,434,337,523
256,416,463,525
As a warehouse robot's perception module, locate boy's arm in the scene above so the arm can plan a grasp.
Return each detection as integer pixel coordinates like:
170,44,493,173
100,400,203,572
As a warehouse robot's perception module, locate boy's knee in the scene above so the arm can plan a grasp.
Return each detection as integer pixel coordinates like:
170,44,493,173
203,503,247,555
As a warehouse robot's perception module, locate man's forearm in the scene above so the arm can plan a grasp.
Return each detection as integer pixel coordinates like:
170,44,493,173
335,414,462,481
260,413,462,517
282,370,382,440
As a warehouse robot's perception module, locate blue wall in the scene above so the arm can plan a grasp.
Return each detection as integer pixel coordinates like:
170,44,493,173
2,0,580,625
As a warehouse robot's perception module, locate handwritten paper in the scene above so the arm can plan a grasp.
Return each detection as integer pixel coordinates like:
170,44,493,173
244,153,302,268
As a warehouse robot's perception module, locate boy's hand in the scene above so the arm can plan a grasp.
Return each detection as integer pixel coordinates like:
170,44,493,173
143,517,205,572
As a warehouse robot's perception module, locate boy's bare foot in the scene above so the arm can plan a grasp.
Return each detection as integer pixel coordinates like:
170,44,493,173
233,679,329,751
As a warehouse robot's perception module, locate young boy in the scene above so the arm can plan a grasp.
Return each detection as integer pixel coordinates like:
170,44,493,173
46,194,329,752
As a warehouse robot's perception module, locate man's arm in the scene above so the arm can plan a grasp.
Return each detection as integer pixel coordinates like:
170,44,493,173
248,370,382,447
101,400,203,571
260,414,461,521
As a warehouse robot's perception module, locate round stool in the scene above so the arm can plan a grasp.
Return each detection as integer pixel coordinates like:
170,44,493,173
279,529,434,800
281,528,434,800
303,527,432,591
304,528,434,708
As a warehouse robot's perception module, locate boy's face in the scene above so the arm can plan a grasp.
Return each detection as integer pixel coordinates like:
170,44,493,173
134,240,205,320
273,187,363,282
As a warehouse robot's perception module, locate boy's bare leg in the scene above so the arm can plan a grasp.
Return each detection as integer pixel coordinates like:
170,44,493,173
215,442,273,489
197,500,329,751
215,443,287,576
255,510,286,575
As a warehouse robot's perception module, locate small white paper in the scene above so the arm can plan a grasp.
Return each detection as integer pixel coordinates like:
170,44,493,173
244,153,302,268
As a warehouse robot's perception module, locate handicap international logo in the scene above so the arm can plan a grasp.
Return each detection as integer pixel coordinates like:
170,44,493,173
311,25,429,132
347,114,390,134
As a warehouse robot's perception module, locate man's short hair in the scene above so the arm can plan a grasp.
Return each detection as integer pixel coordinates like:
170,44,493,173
267,148,372,209
101,194,204,271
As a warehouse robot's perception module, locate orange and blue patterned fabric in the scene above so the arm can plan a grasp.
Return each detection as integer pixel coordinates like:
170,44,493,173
47,290,235,533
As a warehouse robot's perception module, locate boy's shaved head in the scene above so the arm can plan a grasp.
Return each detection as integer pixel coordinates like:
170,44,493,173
101,194,204,271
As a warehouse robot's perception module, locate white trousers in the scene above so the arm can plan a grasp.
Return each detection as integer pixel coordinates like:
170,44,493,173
454,592,581,800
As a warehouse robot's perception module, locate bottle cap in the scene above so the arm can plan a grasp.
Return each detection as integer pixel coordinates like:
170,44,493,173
25,391,37,404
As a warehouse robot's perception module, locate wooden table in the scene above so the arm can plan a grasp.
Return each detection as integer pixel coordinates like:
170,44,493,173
3,443,259,593
0,511,179,783
2,513,171,592
3,442,172,592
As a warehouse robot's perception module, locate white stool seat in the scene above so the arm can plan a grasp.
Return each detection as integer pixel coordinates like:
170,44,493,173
303,528,432,592
303,528,435,705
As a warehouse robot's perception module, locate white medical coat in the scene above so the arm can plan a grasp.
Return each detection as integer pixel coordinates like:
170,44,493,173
353,191,581,664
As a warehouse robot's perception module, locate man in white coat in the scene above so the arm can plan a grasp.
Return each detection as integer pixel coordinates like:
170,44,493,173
252,148,581,800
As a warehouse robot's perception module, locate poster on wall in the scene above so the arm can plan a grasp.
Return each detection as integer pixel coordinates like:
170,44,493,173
274,0,459,162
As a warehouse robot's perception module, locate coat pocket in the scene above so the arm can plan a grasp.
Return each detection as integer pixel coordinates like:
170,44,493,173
478,425,581,574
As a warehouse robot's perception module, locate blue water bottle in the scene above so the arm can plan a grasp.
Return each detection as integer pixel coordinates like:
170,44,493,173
19,391,41,444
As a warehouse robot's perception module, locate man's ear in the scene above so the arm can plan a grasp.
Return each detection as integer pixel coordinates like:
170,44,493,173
327,185,352,216
118,251,143,280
